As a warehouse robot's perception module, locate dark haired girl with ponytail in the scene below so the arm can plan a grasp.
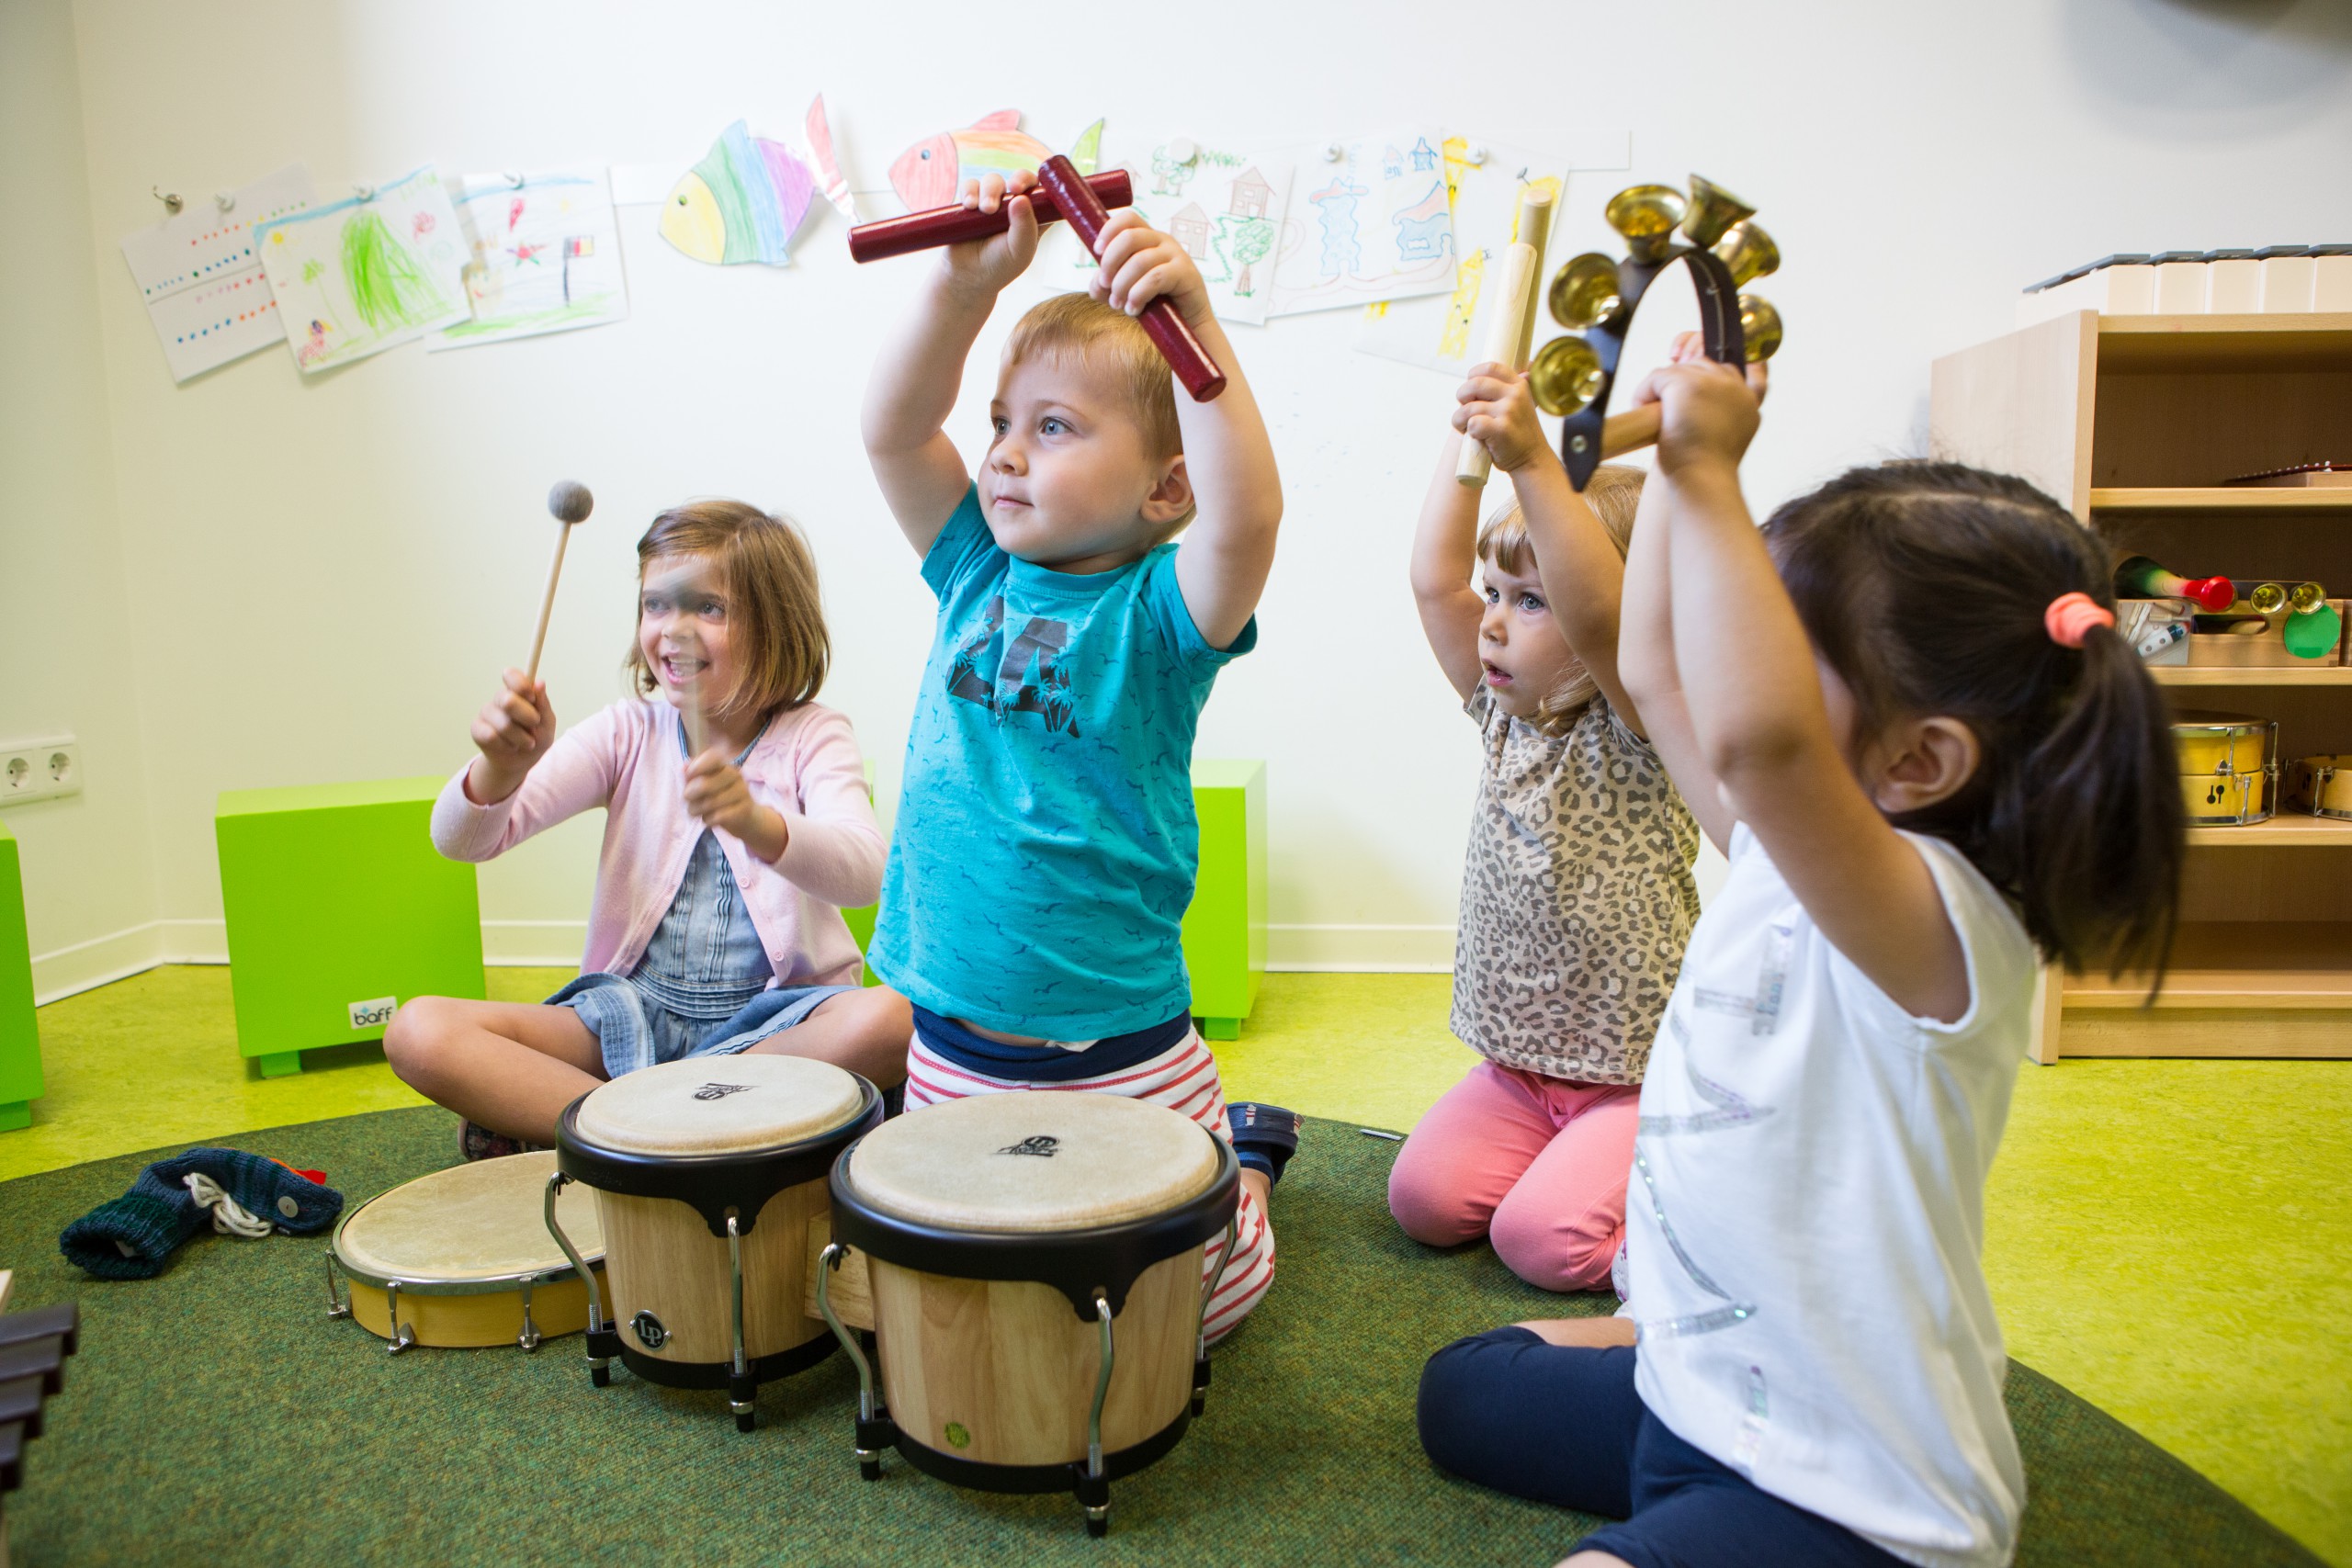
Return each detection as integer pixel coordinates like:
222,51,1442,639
1414,361,2181,1568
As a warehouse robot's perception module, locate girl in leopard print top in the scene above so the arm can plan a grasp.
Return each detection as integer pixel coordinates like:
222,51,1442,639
1386,349,1714,1292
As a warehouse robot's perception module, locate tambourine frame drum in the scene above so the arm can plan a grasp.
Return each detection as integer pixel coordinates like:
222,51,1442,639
2286,755,2352,820
814,1100,1241,1537
326,1150,605,1354
548,1061,881,1430
2173,711,2278,827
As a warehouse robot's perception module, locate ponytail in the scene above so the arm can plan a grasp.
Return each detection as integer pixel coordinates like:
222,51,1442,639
1767,462,2183,980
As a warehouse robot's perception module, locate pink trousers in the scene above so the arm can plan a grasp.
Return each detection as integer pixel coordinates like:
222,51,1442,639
1386,1060,1639,1292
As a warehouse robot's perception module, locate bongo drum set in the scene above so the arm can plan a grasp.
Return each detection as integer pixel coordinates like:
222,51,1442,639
813,1092,1239,1536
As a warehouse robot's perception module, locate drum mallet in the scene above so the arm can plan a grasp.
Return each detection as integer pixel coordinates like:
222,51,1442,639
526,480,594,682
1458,185,1554,488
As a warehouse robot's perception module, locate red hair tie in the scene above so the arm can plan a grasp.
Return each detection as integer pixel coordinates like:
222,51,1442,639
2044,592,2114,649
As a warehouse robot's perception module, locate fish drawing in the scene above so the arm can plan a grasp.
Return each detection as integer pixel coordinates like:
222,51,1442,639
888,110,1104,212
661,96,856,266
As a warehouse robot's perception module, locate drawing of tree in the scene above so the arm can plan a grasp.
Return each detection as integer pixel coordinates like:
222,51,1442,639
341,209,445,333
1149,146,1196,197
1213,215,1277,298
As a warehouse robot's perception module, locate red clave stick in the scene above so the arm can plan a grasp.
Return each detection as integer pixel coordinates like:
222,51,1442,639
846,170,1136,264
1032,155,1227,403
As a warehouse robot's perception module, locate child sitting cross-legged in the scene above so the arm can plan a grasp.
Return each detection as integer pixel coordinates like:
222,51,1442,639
860,170,1293,1343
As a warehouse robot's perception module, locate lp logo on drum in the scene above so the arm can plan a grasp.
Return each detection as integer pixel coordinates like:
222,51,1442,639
694,1083,752,1100
997,1135,1059,1158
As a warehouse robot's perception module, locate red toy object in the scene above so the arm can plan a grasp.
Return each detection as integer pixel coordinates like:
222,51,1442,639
2114,554,2235,612
846,169,1136,264
1033,155,1227,403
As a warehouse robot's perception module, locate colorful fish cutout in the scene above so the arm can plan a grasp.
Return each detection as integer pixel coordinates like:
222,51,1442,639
662,97,857,266
888,110,1104,213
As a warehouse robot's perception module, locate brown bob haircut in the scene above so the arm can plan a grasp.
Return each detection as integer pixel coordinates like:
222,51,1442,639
623,501,829,720
1475,463,1645,729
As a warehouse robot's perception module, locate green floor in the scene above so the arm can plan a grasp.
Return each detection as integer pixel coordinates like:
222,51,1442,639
6,966,2347,1563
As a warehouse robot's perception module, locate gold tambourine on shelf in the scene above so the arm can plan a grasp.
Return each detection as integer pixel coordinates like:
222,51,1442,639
1532,174,1785,489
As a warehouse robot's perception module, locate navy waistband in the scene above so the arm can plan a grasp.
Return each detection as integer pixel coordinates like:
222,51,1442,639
910,1005,1194,1084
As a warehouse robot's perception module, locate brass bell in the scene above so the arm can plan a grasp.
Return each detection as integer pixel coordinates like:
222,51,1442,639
2251,582,2284,614
2290,581,2327,614
1605,184,1688,263
1529,334,1605,416
1712,220,1780,288
1548,254,1624,331
1737,295,1783,363
1681,175,1756,250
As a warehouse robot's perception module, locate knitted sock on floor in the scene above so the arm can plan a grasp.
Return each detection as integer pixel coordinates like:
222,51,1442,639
60,1148,343,1280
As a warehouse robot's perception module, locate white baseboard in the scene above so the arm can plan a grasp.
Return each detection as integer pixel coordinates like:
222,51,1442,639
28,918,1457,1005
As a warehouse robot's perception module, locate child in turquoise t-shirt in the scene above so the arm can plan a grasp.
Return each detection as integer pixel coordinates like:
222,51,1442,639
861,169,1295,1341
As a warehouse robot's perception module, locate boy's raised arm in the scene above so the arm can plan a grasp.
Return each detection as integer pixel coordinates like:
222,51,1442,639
1091,213,1282,652
861,178,1040,558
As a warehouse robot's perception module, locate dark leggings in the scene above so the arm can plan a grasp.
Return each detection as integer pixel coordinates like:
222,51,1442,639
1416,1328,1907,1568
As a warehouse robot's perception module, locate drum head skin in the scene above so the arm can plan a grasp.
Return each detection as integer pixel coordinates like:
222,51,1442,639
848,1092,1220,1234
574,1055,866,1157
335,1150,602,1284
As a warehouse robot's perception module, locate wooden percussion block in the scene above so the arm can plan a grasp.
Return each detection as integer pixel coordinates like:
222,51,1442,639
215,779,483,1075
870,1248,1202,1469
1182,760,1266,1042
0,827,42,1133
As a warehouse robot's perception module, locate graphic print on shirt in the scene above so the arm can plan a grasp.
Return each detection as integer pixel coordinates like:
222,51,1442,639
946,594,1081,737
1632,1005,1773,1342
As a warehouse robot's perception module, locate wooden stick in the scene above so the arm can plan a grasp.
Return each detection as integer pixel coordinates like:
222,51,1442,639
1033,156,1227,402
1457,186,1554,488
525,480,594,682
848,170,1135,264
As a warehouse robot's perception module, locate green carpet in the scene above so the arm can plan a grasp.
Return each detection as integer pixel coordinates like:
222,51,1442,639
0,1108,2324,1567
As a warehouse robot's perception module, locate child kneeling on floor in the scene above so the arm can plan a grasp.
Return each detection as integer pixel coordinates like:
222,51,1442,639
1387,359,1701,1294
859,170,1294,1343
1417,364,2182,1567
386,501,910,1157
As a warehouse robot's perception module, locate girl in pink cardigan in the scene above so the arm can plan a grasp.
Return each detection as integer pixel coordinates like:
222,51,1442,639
385,501,910,1158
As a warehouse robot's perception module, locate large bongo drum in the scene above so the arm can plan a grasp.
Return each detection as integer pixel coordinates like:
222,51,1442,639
814,1091,1239,1536
327,1150,605,1353
548,1054,879,1429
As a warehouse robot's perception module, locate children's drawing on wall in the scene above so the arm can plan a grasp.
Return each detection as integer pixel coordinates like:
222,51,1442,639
886,110,1103,212
1261,130,1457,318
254,167,468,374
119,164,317,383
1040,137,1294,326
433,165,628,349
660,99,858,268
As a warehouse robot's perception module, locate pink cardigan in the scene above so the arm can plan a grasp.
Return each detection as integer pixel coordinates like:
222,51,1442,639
431,698,884,987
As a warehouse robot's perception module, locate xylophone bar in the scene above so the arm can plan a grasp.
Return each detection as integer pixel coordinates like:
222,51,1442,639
0,1304,75,1359
848,170,1135,264
0,1338,63,1399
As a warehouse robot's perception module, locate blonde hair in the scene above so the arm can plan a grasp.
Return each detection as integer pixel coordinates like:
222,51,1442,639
1002,293,1193,536
623,501,829,721
1475,463,1644,729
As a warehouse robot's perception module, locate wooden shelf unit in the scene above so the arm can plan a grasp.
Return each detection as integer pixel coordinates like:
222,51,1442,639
1931,309,2352,1063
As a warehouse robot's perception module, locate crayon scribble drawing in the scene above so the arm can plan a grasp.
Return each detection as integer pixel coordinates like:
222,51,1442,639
434,164,628,350
1358,138,1568,376
660,100,858,268
1261,130,1455,318
888,110,1103,213
1042,137,1292,326
254,167,468,373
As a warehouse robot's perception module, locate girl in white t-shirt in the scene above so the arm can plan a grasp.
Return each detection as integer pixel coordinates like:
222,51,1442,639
1416,362,2181,1568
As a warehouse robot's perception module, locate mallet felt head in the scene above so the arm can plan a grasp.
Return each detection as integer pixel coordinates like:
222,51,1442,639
547,480,594,525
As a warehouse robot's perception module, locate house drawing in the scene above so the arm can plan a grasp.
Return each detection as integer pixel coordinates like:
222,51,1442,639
1169,202,1211,259
1227,166,1274,220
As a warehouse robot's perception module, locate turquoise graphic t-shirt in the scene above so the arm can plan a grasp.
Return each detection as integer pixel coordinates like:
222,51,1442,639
871,487,1255,1037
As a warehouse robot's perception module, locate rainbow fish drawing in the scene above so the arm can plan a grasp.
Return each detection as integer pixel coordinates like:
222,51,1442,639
888,110,1104,213
661,97,857,267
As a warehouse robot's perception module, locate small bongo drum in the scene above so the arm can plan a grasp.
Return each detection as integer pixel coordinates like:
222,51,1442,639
2285,755,2352,820
327,1150,605,1354
548,1055,878,1430
814,1091,1239,1536
2172,710,2278,826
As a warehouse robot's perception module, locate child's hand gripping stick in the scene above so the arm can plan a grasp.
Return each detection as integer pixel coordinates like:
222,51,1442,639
1033,155,1227,403
1458,186,1554,488
846,170,1136,264
526,480,594,681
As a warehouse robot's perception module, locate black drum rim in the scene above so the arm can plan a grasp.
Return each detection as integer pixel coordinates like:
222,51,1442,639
614,1331,837,1391
556,1073,882,1237
828,1127,1240,1319
887,1406,1192,1495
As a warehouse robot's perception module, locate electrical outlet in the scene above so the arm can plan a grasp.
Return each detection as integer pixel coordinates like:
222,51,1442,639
0,737,82,805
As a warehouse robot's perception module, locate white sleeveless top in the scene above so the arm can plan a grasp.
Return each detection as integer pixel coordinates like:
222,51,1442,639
1625,826,2034,1568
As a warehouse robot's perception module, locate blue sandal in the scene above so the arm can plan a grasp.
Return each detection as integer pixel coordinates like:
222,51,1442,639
1226,1102,1303,1187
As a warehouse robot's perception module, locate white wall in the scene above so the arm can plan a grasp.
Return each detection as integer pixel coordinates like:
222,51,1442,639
2,0,161,998
32,0,2352,980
